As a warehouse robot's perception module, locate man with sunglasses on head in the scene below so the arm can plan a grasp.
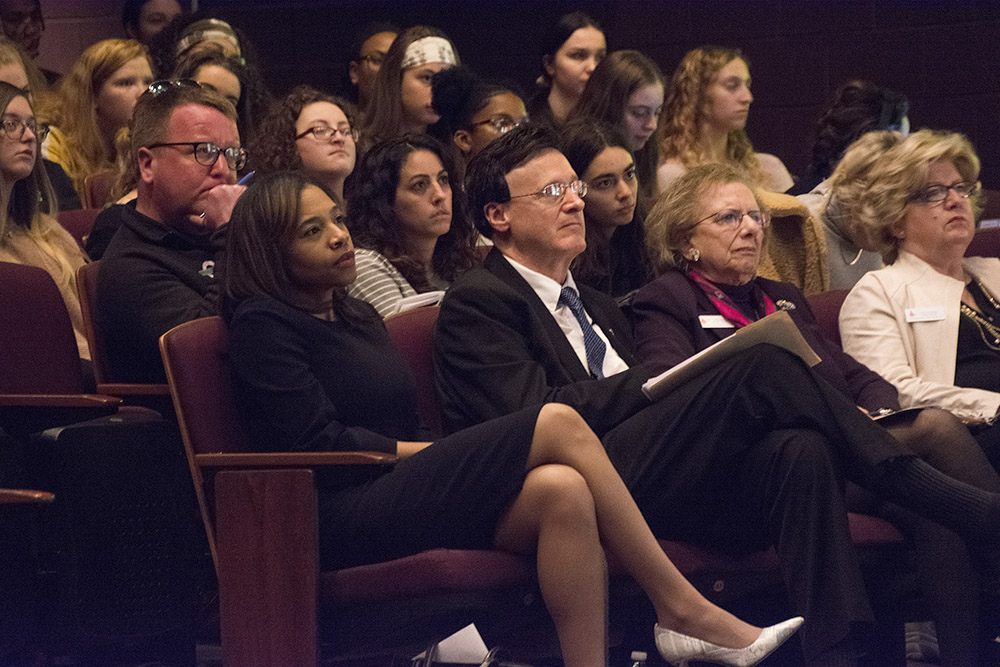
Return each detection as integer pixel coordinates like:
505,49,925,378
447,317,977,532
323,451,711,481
96,80,247,383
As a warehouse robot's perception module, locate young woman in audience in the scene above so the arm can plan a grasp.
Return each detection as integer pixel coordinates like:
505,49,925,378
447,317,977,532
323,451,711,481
360,26,459,152
38,38,153,201
171,48,268,149
527,11,605,127
575,49,664,205
430,65,526,181
0,81,89,360
0,36,80,210
657,46,792,194
791,80,909,199
345,134,477,317
633,161,1000,666
252,86,358,207
840,130,1000,470
562,120,651,299
221,169,803,667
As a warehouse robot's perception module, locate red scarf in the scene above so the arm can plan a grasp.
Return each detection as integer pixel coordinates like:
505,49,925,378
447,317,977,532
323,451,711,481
688,271,776,329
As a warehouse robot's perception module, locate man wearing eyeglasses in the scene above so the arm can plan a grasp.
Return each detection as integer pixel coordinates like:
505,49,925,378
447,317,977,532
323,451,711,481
96,81,246,383
434,124,903,663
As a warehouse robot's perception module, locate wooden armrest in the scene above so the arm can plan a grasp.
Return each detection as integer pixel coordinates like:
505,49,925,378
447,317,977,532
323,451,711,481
0,393,121,435
97,383,171,396
0,393,121,408
195,451,398,468
0,489,55,504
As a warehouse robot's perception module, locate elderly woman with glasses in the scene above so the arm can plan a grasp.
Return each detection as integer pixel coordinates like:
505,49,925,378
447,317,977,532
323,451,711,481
632,160,1000,666
839,130,1000,468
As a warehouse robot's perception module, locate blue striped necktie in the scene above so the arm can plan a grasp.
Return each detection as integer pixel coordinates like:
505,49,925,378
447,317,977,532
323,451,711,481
558,286,606,379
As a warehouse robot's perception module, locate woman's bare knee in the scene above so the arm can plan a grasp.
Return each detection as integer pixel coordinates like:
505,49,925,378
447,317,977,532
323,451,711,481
496,464,597,553
531,403,602,462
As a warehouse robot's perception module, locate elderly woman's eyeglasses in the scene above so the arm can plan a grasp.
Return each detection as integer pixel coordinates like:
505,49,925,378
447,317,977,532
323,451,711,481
696,208,769,229
295,124,359,142
471,115,524,135
146,141,247,170
509,179,587,202
0,117,47,142
910,180,980,205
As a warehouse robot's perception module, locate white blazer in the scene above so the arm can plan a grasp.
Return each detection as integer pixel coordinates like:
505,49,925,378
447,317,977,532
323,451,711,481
840,250,1000,422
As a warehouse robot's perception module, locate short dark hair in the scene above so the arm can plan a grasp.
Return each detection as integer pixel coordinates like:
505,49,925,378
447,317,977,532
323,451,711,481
465,123,561,238
349,21,400,63
130,82,237,168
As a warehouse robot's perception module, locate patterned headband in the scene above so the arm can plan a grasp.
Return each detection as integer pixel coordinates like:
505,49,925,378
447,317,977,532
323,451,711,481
401,36,457,70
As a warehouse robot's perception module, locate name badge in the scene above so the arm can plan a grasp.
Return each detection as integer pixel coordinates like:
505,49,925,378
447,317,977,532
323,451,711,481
904,306,945,323
699,315,734,329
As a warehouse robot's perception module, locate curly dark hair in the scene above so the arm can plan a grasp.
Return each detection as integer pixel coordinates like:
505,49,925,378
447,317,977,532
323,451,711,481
345,134,477,292
250,85,356,176
799,80,909,190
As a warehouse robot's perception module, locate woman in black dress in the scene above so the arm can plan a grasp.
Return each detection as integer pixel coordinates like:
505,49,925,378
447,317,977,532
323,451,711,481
220,171,801,667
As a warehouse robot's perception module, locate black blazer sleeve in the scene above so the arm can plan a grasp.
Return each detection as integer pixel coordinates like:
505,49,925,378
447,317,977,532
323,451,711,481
434,263,653,436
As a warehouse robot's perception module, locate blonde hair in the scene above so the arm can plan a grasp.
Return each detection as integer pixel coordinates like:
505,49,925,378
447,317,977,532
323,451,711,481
645,162,765,273
0,36,47,96
40,39,151,196
842,129,981,264
658,46,760,183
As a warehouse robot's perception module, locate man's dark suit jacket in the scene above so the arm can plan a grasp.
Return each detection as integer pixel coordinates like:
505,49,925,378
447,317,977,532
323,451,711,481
434,248,654,435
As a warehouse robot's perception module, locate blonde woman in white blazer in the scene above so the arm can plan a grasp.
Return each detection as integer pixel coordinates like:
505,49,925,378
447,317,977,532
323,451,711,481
840,130,1000,464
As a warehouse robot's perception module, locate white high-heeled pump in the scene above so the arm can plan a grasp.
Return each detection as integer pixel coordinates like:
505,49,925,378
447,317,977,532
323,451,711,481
654,616,804,666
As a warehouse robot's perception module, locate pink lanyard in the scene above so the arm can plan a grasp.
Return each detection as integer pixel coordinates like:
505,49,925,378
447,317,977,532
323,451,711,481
688,271,776,329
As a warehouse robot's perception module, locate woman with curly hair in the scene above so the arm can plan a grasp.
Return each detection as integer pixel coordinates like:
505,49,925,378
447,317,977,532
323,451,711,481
791,80,908,198
251,86,357,205
657,46,792,194
575,49,664,205
345,134,477,317
359,26,458,152
38,38,152,201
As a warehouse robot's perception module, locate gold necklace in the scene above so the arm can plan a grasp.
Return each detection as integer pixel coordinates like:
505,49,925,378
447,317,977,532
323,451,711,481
960,290,1000,350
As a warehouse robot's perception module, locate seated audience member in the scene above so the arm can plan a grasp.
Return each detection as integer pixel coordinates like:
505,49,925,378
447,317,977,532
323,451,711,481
222,170,802,667
0,0,56,84
434,124,1000,667
252,86,357,205
526,11,605,128
96,81,245,382
657,46,792,194
430,65,526,181
561,120,650,299
346,22,397,112
632,162,1000,665
122,0,182,47
816,131,902,289
0,35,79,209
172,47,269,149
575,50,664,206
791,80,909,200
359,26,458,153
345,134,476,317
0,81,88,359
38,39,153,202
841,130,1000,469
174,16,240,62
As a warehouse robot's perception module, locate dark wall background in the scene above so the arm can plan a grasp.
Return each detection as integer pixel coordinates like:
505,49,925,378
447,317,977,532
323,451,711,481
205,0,1000,187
